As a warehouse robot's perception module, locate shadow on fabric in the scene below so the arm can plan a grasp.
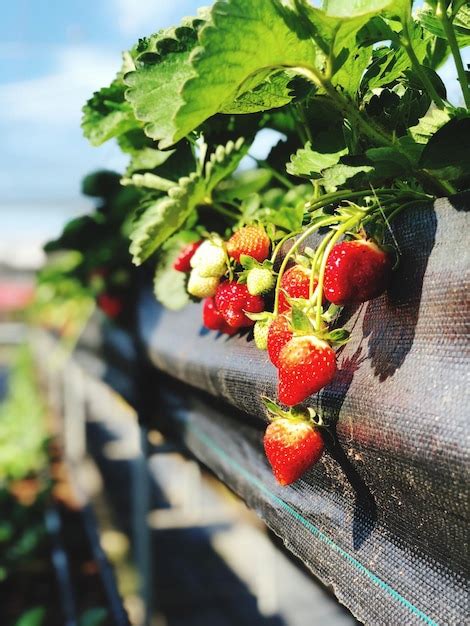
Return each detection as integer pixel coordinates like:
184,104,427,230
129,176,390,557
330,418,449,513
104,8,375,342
362,204,438,381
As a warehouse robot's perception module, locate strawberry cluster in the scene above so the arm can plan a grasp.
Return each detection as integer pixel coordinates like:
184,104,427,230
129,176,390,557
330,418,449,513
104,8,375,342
174,217,393,486
174,225,271,332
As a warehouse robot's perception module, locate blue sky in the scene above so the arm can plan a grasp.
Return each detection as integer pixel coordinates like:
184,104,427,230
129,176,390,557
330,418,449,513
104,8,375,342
0,2,467,226
0,0,203,206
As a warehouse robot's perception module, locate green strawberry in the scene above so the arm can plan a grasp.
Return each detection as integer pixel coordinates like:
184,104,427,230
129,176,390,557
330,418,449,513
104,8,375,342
187,268,220,298
247,267,275,296
190,239,226,278
254,317,273,350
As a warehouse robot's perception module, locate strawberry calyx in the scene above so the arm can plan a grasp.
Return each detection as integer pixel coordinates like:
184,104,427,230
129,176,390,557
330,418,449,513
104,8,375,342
288,304,350,347
238,256,275,296
261,396,328,430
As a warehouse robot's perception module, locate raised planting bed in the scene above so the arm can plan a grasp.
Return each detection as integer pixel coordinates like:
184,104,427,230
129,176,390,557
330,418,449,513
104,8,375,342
136,195,469,625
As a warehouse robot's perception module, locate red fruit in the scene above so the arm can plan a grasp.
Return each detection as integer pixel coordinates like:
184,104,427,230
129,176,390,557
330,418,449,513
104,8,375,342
226,225,270,263
323,239,392,305
202,297,237,335
215,282,264,329
279,265,317,313
264,418,324,485
97,293,123,319
173,240,202,272
267,315,293,367
278,336,336,406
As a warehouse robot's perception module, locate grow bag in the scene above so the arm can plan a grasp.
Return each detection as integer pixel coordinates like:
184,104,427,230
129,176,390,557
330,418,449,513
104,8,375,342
138,195,470,625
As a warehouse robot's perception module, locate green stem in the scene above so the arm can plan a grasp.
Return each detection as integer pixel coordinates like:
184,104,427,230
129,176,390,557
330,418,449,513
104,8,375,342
419,170,456,197
271,231,302,265
297,66,452,195
307,188,396,211
296,103,313,144
273,216,347,315
309,229,335,298
252,158,294,189
294,66,394,149
307,188,433,212
212,202,240,221
401,22,446,110
437,0,470,109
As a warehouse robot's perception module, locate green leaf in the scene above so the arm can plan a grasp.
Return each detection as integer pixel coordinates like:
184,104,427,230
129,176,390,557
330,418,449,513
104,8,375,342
417,4,470,47
203,137,248,193
118,130,176,174
171,0,321,146
398,107,451,161
14,607,46,626
82,79,137,146
220,71,295,113
121,173,175,191
261,395,290,419
287,141,348,178
129,139,246,264
454,4,470,34
419,116,470,183
332,44,372,96
81,170,121,198
127,0,407,147
323,0,405,19
362,46,410,90
78,608,108,626
153,232,199,310
215,169,272,201
125,18,206,148
291,305,314,334
366,146,411,176
129,174,205,264
44,215,105,253
328,327,351,346
319,162,374,192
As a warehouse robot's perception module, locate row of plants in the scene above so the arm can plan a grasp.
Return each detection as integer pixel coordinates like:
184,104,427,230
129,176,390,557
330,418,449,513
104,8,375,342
0,346,111,626
54,0,469,485
0,346,52,625
33,171,143,338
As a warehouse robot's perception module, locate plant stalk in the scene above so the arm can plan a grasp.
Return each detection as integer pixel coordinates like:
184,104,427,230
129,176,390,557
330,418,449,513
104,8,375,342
273,216,347,315
401,25,446,110
437,0,470,109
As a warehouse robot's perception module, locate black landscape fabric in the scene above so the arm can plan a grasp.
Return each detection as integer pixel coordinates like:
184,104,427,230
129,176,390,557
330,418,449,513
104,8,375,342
138,195,470,625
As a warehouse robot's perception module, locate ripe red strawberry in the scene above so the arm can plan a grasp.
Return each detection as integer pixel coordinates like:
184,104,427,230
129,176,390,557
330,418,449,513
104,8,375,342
202,297,237,335
267,315,293,367
227,225,270,263
278,336,336,406
323,239,392,305
264,418,324,485
173,240,202,272
97,293,123,319
215,281,264,329
278,265,317,313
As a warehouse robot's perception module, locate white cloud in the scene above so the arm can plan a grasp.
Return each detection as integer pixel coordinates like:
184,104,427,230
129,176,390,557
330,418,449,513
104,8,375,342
0,43,127,205
0,44,120,125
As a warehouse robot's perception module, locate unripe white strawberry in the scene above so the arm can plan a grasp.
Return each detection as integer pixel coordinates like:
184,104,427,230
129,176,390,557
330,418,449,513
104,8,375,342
247,267,275,296
187,268,219,298
254,318,272,350
190,239,226,278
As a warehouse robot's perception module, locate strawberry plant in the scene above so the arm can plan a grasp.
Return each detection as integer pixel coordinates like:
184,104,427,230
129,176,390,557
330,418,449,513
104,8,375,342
41,171,142,329
80,0,469,484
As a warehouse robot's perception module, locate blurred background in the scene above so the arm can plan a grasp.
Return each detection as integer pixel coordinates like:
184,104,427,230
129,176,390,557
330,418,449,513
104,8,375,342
0,2,467,626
